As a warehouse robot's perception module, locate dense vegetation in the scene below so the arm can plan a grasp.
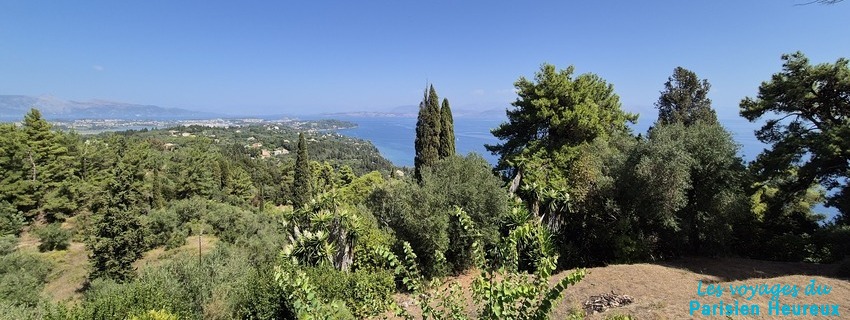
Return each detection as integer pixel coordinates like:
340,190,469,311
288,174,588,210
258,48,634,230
0,51,848,319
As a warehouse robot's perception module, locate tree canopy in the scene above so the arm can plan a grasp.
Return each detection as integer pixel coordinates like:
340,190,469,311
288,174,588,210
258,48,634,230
655,67,717,126
414,85,442,182
486,63,637,221
293,132,312,209
740,52,850,221
438,98,455,159
487,64,637,174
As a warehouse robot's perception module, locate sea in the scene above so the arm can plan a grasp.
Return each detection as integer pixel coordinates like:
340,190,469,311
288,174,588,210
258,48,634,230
325,115,838,221
327,115,767,167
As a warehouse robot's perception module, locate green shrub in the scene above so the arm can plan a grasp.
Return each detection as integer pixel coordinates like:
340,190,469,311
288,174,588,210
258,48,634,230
306,265,395,318
165,228,188,250
0,235,17,255
202,201,252,243
35,223,71,252
368,155,510,277
767,233,809,261
231,267,293,320
0,300,41,320
65,274,194,320
0,252,52,307
818,225,850,263
129,309,180,320
0,201,24,236
838,257,850,278
143,208,180,249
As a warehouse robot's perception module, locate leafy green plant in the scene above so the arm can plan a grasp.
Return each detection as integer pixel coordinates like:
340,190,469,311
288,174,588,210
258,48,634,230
273,263,354,320
382,207,586,320
129,309,180,320
0,201,24,236
472,217,586,320
0,252,52,307
35,223,71,252
0,235,17,255
306,265,395,318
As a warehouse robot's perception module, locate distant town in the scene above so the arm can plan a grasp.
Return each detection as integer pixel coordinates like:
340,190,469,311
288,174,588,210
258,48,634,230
43,117,357,134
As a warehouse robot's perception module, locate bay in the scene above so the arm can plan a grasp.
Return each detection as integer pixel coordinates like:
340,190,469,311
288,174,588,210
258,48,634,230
329,116,503,167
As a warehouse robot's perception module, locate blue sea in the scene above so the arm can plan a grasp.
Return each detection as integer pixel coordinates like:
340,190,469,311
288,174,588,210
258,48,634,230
329,115,767,167
330,116,502,167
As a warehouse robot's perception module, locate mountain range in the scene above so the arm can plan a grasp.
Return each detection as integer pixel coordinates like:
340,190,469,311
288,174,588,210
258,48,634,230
323,104,507,119
0,95,219,121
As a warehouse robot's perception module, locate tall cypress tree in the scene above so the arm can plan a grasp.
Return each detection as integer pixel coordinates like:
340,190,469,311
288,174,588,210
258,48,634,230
293,132,312,208
414,84,442,181
438,98,455,159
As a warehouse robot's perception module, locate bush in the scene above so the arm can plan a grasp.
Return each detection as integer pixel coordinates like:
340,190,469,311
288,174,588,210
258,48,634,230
143,208,180,249
145,198,257,248
231,267,293,320
0,201,24,236
35,223,71,252
368,179,449,277
367,154,510,277
838,258,850,278
0,300,41,320
64,245,259,319
0,235,17,255
0,252,52,306
816,225,850,263
129,309,180,320
165,228,188,250
306,265,395,318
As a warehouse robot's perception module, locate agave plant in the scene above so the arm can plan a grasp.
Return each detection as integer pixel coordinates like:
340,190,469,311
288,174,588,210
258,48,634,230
282,226,334,267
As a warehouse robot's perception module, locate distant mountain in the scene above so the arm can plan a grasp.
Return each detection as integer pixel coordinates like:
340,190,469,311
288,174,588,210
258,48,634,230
323,105,507,119
0,95,220,121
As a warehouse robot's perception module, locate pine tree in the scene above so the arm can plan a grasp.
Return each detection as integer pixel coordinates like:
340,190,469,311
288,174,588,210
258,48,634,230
655,67,717,126
0,124,35,214
414,84,442,181
438,98,455,159
21,108,76,220
293,132,312,208
87,161,145,283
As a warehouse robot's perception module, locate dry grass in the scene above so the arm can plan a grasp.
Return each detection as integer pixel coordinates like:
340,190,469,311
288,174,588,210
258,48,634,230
15,220,220,304
40,241,90,303
555,257,848,319
385,257,850,319
134,234,219,272
15,219,91,303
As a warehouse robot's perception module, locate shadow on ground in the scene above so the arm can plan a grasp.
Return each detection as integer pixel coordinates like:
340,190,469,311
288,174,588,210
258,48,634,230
657,256,840,282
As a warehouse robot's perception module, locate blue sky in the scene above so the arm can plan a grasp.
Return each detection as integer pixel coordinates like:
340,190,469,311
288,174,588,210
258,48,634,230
1,1,848,118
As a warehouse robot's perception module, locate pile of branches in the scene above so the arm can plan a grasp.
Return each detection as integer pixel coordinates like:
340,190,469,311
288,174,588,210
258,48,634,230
583,291,634,314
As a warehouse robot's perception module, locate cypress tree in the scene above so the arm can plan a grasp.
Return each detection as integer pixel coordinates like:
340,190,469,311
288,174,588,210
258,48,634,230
414,84,442,182
438,98,455,159
293,132,312,208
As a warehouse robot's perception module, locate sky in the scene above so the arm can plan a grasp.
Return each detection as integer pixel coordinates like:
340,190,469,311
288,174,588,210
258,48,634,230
1,1,849,119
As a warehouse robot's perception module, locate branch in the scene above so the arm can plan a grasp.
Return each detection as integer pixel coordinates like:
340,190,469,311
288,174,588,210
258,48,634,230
795,0,843,5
